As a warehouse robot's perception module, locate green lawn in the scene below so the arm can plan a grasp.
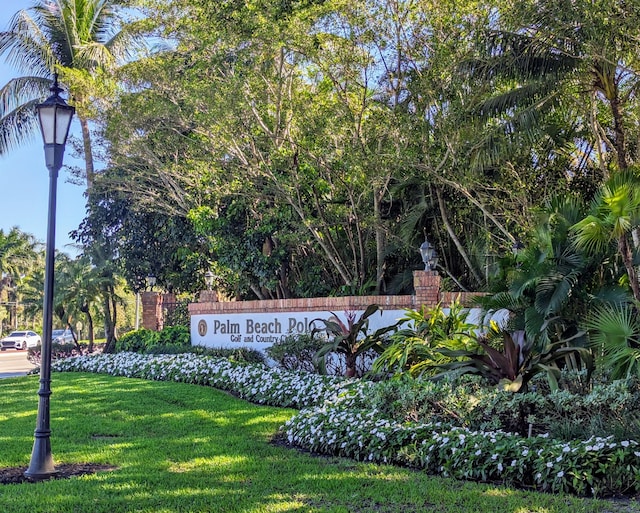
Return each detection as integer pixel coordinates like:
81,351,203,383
0,373,637,513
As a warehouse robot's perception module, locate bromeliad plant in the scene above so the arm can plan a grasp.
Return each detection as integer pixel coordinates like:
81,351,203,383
312,304,399,377
429,327,593,392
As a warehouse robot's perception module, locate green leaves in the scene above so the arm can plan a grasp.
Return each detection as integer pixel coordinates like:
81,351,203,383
585,303,640,379
312,304,396,377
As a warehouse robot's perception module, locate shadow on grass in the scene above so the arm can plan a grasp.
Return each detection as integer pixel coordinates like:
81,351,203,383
0,373,635,513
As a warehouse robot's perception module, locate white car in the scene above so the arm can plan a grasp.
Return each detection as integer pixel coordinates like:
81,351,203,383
0,331,41,351
52,329,75,344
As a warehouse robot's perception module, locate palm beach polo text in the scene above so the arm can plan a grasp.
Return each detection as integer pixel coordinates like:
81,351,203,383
191,310,406,351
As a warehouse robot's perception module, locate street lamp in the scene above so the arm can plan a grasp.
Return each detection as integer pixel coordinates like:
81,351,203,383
419,239,439,271
204,270,215,291
25,75,75,480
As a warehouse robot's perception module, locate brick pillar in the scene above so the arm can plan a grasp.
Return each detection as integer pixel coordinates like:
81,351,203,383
141,291,162,331
198,289,219,303
413,270,442,308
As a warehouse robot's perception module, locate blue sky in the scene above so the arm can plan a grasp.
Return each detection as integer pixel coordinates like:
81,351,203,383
0,0,87,255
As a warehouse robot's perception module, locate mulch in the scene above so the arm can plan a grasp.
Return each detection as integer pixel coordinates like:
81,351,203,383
0,463,117,485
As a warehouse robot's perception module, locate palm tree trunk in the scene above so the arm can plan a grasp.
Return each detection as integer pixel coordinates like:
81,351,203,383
79,116,95,188
86,312,94,353
619,235,640,301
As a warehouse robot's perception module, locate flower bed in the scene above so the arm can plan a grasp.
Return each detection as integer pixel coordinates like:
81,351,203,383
52,353,640,497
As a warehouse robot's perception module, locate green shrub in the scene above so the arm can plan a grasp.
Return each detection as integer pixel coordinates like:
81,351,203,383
114,326,190,354
265,334,323,373
114,329,159,353
156,325,190,348
189,345,266,365
368,373,640,442
145,344,187,355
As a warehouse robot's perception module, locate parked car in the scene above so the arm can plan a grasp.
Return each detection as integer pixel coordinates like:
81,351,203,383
51,329,75,344
0,331,41,351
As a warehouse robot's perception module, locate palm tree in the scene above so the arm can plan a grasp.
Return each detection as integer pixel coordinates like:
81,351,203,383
572,169,640,301
55,255,104,352
0,227,38,298
0,0,142,186
465,0,640,176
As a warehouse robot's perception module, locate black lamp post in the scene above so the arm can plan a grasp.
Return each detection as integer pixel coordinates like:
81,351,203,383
419,239,439,271
25,75,75,480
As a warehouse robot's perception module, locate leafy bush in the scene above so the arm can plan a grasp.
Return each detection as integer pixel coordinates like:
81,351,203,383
372,301,478,378
367,373,640,442
27,342,88,365
156,325,190,347
114,329,159,353
265,334,323,373
114,326,190,354
189,345,266,365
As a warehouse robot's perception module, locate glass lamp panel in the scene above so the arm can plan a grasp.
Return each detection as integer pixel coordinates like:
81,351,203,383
37,104,57,144
54,105,74,144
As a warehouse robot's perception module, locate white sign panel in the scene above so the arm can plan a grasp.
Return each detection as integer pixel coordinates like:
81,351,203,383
190,307,507,352
191,309,408,351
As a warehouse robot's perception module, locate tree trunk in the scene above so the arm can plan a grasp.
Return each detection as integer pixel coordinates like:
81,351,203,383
619,235,640,301
435,187,484,286
79,116,95,188
374,188,386,294
102,287,117,353
345,352,357,378
86,312,94,353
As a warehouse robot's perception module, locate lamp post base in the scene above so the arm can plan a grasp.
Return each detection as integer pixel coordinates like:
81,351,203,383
24,432,58,480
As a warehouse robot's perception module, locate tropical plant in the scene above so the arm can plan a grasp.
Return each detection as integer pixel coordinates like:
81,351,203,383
584,303,640,379
0,227,37,298
54,255,105,352
429,327,593,392
371,300,479,378
476,194,603,357
572,169,640,301
312,304,398,377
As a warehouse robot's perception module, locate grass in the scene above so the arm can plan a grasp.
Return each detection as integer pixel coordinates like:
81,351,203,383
0,373,638,513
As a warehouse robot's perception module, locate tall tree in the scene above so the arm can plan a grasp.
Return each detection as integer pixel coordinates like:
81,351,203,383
54,255,104,352
0,227,38,298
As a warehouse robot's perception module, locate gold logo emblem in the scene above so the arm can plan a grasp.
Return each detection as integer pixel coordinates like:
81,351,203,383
197,320,207,336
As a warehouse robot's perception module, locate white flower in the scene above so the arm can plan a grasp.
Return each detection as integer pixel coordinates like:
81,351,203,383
557,471,564,478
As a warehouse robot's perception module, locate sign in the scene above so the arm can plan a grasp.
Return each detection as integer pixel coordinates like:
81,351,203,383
190,307,507,352
190,309,407,351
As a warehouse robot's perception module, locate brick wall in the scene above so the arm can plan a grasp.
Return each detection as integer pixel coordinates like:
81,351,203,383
141,271,483,330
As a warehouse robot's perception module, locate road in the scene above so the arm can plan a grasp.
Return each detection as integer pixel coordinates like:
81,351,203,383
0,350,37,379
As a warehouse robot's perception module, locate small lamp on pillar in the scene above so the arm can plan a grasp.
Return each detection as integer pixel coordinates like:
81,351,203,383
419,239,439,271
512,239,524,268
511,239,524,256
204,270,214,291
146,275,157,291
